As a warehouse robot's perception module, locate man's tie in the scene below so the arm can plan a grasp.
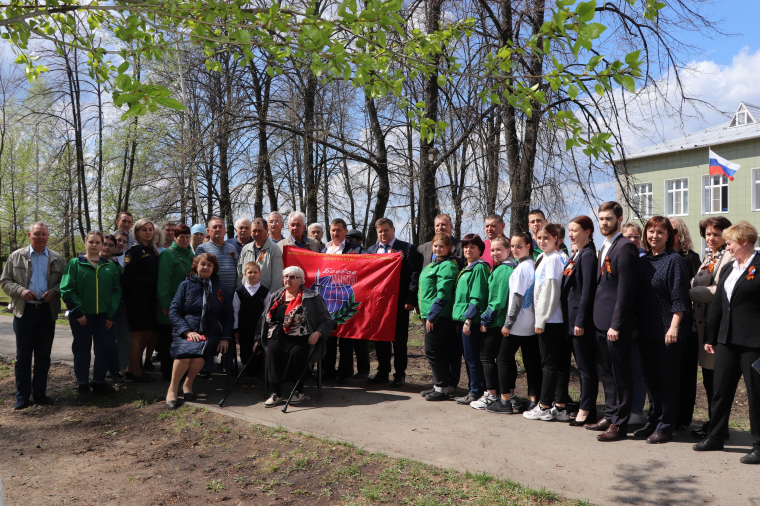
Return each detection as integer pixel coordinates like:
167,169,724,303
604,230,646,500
384,244,390,253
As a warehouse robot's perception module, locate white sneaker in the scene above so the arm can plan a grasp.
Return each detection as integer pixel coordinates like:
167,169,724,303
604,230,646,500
264,393,283,407
470,394,497,410
551,403,571,422
630,412,647,425
289,391,308,404
523,404,555,421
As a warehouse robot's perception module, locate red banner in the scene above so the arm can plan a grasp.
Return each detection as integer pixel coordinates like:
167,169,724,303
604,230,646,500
283,246,401,341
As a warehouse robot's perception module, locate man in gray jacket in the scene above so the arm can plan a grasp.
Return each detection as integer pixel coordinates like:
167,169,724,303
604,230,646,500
238,217,284,291
0,222,65,410
279,211,321,253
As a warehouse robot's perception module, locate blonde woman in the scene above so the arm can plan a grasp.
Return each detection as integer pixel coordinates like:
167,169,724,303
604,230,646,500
121,218,159,383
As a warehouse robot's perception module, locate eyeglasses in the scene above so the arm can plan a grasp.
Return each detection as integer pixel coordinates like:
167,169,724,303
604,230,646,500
282,275,301,280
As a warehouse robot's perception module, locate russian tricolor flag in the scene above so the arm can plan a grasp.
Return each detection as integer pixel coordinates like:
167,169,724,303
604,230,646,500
709,149,740,181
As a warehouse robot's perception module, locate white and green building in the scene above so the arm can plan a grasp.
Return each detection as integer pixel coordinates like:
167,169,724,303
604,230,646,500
616,101,760,252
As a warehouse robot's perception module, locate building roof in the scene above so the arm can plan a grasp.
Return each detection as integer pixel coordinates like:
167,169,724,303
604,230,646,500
619,101,760,162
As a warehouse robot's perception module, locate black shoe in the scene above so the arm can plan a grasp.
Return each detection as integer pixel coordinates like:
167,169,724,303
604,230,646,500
152,352,162,363
165,400,179,410
390,373,406,387
110,372,125,384
420,388,435,397
367,373,390,385
693,437,724,452
124,372,135,381
132,373,157,383
486,400,514,414
197,372,213,380
183,391,197,402
92,382,116,395
675,424,689,431
353,372,369,380
740,450,760,464
34,395,55,405
337,376,350,385
455,393,479,405
78,385,93,401
511,397,526,413
424,391,448,401
143,361,156,372
13,399,30,410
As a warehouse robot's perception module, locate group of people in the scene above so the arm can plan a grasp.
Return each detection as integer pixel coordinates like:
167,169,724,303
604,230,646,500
2,202,759,465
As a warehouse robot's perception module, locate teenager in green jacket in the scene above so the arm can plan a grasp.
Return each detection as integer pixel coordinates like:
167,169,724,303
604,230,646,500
418,233,459,401
155,224,194,379
475,235,518,412
61,231,122,400
452,234,491,406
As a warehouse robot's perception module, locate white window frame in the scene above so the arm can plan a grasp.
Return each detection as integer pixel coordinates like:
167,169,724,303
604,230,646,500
631,182,653,218
752,169,760,212
702,174,729,215
665,177,689,217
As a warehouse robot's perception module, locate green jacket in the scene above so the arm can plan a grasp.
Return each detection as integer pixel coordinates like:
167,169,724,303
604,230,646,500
480,260,517,329
61,256,122,320
156,242,194,324
418,256,459,322
452,260,490,323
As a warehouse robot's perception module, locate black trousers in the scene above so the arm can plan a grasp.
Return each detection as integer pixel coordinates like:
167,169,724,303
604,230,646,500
703,368,715,421
555,333,574,404
239,329,264,378
503,333,542,397
572,333,599,413
266,337,310,395
708,342,760,450
595,327,633,427
323,335,338,377
676,332,699,427
13,303,55,402
539,323,566,406
338,338,370,377
376,308,410,376
424,316,453,388
639,337,685,435
155,323,174,379
480,327,503,392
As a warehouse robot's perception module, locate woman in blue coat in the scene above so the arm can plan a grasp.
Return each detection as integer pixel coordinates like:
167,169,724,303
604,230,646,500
165,253,233,409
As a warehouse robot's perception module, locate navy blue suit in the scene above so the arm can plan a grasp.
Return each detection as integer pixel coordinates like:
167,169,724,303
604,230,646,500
560,243,598,413
365,239,421,377
320,242,365,378
593,235,639,428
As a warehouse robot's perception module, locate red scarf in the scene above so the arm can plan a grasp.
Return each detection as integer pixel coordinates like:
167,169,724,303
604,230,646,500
268,289,304,333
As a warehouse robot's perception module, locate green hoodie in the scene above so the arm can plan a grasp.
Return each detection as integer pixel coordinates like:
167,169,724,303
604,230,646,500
61,257,122,319
418,257,459,322
156,242,194,324
480,260,517,329
452,260,490,323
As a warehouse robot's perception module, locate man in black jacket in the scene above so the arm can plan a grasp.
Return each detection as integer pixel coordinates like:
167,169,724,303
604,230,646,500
365,218,420,387
585,201,638,442
417,214,463,269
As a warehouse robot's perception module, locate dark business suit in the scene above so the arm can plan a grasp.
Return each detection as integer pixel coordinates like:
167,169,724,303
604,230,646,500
706,256,760,450
593,234,638,428
560,243,598,413
418,237,463,269
320,242,365,378
366,239,420,377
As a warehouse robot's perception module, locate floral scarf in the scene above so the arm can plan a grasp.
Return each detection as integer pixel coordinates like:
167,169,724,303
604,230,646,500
267,289,304,334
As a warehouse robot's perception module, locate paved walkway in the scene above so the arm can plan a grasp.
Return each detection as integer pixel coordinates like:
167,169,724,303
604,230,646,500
1,313,758,505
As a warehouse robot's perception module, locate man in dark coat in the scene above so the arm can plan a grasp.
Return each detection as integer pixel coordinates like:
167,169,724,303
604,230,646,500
365,218,420,387
417,214,463,269
585,201,639,442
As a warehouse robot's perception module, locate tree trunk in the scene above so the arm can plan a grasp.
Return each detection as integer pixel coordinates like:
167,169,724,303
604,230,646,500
303,70,318,222
64,47,90,239
485,110,501,214
364,95,390,246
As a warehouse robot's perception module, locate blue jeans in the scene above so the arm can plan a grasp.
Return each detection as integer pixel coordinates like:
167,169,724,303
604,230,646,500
631,340,650,415
461,324,486,396
14,303,56,402
448,325,463,388
70,313,116,385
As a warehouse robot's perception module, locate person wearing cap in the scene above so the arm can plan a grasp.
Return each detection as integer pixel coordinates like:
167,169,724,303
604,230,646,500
190,224,206,252
279,211,320,252
346,229,365,249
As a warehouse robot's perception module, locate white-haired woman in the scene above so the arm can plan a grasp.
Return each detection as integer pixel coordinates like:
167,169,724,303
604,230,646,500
253,265,335,407
121,217,159,383
669,217,702,430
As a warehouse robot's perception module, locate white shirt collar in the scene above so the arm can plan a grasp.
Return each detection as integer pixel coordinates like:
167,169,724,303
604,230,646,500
603,230,622,246
734,252,756,272
244,281,261,295
378,238,396,251
327,240,345,253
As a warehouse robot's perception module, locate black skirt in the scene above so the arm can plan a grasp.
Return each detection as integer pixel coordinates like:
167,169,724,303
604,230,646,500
124,282,157,332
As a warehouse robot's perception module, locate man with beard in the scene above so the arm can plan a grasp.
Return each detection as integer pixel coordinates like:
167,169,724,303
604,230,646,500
584,201,638,442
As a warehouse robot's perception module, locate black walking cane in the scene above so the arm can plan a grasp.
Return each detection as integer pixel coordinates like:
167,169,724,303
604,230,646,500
282,272,324,413
218,346,257,407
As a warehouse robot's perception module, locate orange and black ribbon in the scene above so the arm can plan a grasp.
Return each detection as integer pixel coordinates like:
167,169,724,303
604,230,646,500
562,260,577,277
747,266,756,282
701,257,717,274
256,250,266,263
601,257,611,275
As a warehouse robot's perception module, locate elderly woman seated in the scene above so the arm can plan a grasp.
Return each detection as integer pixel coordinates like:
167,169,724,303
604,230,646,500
253,266,335,407
165,253,233,409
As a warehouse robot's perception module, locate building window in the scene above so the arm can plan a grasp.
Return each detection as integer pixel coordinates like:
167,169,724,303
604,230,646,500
754,169,760,211
632,182,653,217
703,175,729,214
665,178,689,216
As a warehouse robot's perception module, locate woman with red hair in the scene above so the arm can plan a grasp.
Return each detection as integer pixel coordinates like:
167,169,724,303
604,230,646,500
634,216,691,443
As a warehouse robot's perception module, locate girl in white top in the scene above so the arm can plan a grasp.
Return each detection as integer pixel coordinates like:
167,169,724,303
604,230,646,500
524,224,569,422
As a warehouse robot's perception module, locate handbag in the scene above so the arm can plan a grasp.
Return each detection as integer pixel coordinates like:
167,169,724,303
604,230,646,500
170,336,208,359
